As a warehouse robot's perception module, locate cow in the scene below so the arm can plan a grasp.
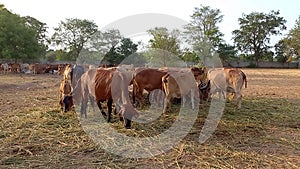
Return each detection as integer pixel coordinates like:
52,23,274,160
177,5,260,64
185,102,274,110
57,64,69,76
45,64,59,74
9,63,21,73
162,70,200,113
132,67,167,108
70,64,85,88
63,64,72,80
203,67,247,108
1,63,9,74
73,68,139,129
28,63,48,74
59,79,73,112
198,80,211,101
20,63,30,73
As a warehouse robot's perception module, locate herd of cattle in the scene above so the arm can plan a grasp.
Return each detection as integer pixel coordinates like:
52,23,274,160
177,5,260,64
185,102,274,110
0,62,247,129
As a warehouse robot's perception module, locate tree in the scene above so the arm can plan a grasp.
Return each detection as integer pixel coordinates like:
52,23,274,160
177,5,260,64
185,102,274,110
274,39,289,62
101,37,138,64
184,5,224,53
117,38,138,58
23,16,49,54
148,27,181,66
0,5,42,62
180,48,198,62
217,43,238,63
282,16,300,60
52,18,98,61
232,10,286,65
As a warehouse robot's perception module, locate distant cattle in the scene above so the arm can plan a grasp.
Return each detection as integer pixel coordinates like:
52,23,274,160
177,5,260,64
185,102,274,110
59,79,73,112
162,70,200,113
1,63,9,74
9,63,21,73
28,63,48,74
20,63,30,73
73,68,138,129
45,64,59,74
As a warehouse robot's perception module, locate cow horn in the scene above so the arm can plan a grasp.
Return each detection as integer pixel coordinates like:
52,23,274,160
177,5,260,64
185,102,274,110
199,80,210,90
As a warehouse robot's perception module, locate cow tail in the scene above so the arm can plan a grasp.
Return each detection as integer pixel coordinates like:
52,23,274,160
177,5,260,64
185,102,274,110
132,80,136,104
241,71,247,88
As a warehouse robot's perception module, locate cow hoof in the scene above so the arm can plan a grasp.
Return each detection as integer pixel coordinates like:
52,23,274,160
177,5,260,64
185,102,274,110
101,111,107,116
125,125,131,129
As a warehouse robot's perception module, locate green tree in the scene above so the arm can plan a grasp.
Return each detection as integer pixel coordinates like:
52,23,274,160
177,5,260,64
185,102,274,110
0,5,42,62
180,48,198,62
217,43,237,63
232,10,286,65
283,16,300,60
117,38,138,58
23,16,49,56
52,18,98,60
274,39,289,62
184,5,224,52
101,38,138,64
148,27,181,66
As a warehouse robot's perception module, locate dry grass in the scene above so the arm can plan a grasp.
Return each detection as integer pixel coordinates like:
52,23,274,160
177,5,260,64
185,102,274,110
0,69,300,168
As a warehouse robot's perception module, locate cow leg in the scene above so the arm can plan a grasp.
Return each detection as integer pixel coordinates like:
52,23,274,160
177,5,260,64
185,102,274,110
59,99,64,112
89,95,96,112
191,90,195,110
182,96,186,108
107,99,113,122
163,96,171,114
80,92,88,118
235,92,242,109
96,101,106,117
136,88,144,108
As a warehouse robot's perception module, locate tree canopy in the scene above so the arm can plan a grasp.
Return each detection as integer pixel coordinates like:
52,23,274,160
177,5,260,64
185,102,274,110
0,5,45,62
51,18,98,61
232,10,286,65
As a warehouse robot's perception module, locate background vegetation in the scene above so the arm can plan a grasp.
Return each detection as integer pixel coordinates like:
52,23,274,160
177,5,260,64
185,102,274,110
1,4,300,65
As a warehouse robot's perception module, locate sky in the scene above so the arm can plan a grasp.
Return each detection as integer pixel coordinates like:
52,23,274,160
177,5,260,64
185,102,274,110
1,0,300,46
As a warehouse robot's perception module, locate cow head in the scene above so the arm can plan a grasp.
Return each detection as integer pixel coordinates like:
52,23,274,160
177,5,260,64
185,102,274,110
199,80,210,101
118,104,139,129
63,95,74,112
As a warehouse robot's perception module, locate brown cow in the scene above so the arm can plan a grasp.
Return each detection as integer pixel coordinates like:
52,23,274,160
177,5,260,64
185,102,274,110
57,64,69,76
162,70,200,113
63,64,72,80
28,63,48,74
9,63,21,73
45,64,59,74
59,79,73,112
132,67,167,108
73,68,138,129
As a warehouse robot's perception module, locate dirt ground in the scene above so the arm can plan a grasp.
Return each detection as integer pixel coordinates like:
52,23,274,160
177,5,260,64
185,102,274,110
0,68,299,168
0,73,60,115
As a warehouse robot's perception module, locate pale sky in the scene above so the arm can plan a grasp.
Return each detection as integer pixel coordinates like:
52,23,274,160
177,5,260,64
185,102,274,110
1,0,300,45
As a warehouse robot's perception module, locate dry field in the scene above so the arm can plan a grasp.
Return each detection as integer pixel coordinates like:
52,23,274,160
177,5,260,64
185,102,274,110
0,68,300,168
